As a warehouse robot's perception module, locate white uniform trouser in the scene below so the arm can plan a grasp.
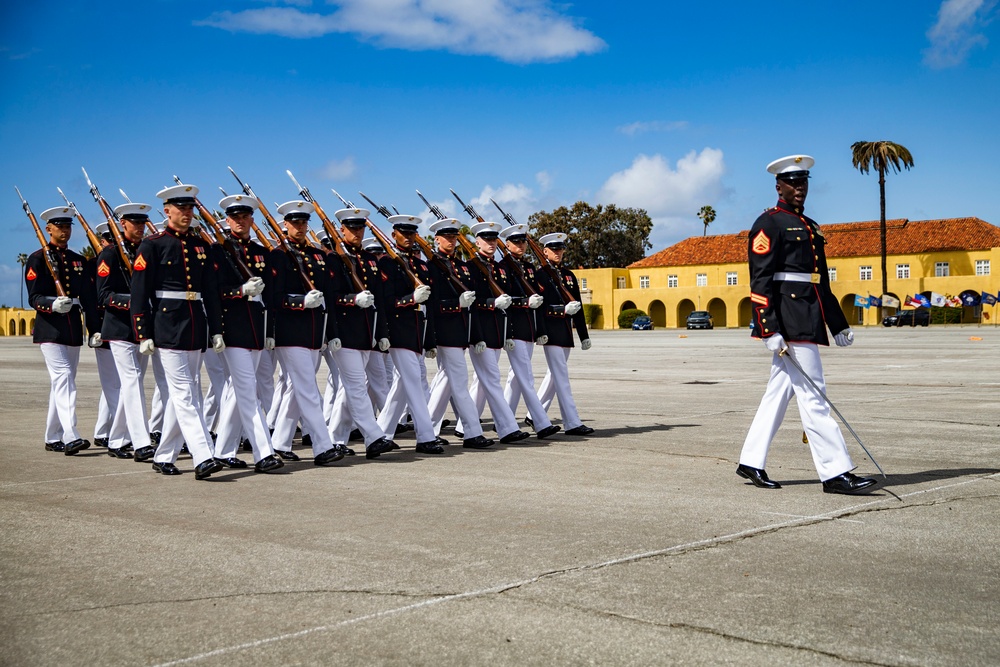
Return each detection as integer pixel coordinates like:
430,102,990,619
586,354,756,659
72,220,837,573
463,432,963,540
267,359,287,430
321,347,340,424
214,347,275,463
329,348,385,446
154,349,215,466
377,348,436,443
202,348,227,432
427,346,484,439
272,347,334,456
40,343,81,444
148,353,168,433
256,349,276,421
538,346,583,430
366,351,390,413
503,340,552,431
458,348,520,438
740,342,855,481
108,341,151,451
93,347,118,440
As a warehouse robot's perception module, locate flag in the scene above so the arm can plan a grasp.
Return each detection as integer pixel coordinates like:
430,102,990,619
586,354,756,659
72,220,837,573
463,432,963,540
854,294,869,308
946,294,962,308
868,295,881,307
915,294,931,308
930,292,946,307
961,292,980,306
882,294,900,308
904,295,919,308
983,291,998,306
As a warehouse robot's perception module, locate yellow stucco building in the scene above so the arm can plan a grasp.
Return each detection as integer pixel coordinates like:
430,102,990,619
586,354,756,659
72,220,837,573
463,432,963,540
577,217,1000,329
0,307,35,336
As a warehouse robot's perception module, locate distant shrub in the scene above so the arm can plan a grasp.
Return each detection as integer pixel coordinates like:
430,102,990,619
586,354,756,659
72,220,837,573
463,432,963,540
618,308,647,329
583,304,602,327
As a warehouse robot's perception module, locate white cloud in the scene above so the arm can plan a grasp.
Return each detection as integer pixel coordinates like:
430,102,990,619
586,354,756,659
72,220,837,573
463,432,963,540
535,170,552,191
477,182,535,224
616,120,689,137
317,157,357,180
196,0,606,63
924,0,997,68
597,148,727,247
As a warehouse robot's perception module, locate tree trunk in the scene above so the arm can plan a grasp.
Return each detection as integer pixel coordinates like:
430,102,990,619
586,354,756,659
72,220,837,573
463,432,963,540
879,169,887,323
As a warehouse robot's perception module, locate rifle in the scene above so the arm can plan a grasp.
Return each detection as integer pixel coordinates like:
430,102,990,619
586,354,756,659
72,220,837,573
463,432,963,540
332,189,424,289
81,169,135,276
417,190,504,298
228,166,316,292
119,188,159,235
451,189,538,299
285,170,366,292
361,191,469,295
15,186,67,296
491,197,576,304
220,186,274,250
174,175,252,280
56,187,102,257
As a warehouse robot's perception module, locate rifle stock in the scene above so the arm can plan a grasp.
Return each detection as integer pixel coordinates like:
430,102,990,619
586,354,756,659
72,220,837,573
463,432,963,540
57,188,102,257
16,186,66,296
490,198,575,304
80,170,135,277
175,176,252,280
335,189,424,289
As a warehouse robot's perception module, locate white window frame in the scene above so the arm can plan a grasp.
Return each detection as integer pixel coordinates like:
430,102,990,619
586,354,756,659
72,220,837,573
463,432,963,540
726,272,738,286
859,266,872,281
976,260,990,276
696,273,707,287
639,276,650,289
896,264,910,279
828,267,837,282
667,275,678,288
617,277,626,289
935,262,950,277
580,278,588,290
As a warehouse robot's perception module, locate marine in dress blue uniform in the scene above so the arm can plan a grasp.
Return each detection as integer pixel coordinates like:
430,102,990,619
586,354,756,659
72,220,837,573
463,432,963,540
737,155,877,495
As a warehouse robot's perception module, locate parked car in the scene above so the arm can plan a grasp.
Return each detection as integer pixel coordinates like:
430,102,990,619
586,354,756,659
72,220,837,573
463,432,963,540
686,311,714,330
632,315,653,330
882,309,930,327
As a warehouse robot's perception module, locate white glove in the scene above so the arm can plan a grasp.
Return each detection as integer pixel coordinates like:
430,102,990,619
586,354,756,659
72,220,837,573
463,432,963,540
88,333,103,348
834,328,855,347
52,296,73,314
354,290,375,309
527,294,544,309
413,285,432,304
139,339,156,356
535,335,549,345
424,348,437,359
581,338,592,351
241,276,265,297
378,337,390,352
564,301,582,316
764,334,787,353
493,294,512,311
459,291,476,308
329,337,342,351
264,337,275,351
212,334,226,353
473,341,487,354
304,289,324,309
504,338,516,351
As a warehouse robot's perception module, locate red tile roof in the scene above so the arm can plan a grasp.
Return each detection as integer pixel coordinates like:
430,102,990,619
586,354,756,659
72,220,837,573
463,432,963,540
629,217,1000,268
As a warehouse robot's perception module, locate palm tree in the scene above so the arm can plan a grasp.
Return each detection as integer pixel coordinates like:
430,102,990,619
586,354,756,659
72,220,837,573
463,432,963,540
697,205,716,236
16,253,28,309
851,141,915,317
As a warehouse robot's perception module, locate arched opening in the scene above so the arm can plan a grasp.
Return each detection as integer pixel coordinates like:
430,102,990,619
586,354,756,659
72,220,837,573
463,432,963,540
883,292,901,315
738,297,752,327
960,289,982,323
707,298,727,328
840,294,864,325
8,319,15,336
620,300,636,313
648,300,666,327
676,299,696,328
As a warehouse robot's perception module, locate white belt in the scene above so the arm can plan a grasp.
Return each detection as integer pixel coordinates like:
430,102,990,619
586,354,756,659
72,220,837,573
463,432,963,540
70,298,81,306
155,290,202,301
248,294,262,303
774,272,820,284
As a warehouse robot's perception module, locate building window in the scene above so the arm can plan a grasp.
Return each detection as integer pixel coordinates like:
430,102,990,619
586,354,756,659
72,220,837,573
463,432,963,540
667,275,678,288
726,272,738,286
639,276,650,289
859,266,872,281
617,277,626,289
696,273,707,287
580,278,587,290
896,264,910,279
976,260,991,276
828,267,837,282
935,262,950,277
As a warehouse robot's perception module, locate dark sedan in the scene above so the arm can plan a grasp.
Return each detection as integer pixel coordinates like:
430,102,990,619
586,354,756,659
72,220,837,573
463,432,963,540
632,315,653,330
686,311,714,330
882,310,930,327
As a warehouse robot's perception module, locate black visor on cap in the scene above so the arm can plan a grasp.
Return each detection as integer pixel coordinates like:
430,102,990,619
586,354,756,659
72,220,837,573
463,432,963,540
284,212,310,222
393,223,419,233
505,234,527,242
226,205,253,216
546,242,566,249
342,218,366,228
776,170,810,181
166,197,197,206
122,214,150,223
435,227,459,236
477,231,500,240
47,218,74,225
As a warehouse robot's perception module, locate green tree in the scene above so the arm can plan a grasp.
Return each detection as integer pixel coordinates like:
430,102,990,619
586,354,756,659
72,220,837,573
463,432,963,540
16,252,28,309
81,246,96,260
528,202,652,268
697,205,716,236
851,141,915,315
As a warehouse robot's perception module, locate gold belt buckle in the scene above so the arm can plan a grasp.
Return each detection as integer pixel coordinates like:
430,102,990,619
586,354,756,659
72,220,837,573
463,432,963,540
185,291,198,300
810,273,821,284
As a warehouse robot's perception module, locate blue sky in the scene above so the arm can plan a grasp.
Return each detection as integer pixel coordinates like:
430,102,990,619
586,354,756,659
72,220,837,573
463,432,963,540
1,0,997,307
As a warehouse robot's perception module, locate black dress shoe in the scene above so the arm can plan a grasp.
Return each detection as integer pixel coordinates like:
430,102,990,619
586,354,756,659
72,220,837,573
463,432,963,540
736,464,781,489
823,472,879,495
276,450,300,462
194,458,224,480
210,432,218,443
340,445,356,456
463,435,494,449
314,447,345,466
454,430,464,439
240,438,252,452
254,455,284,473
215,457,248,469
564,425,595,436
394,423,413,435
94,437,109,448
536,424,561,439
349,428,364,442
433,436,449,447
151,461,182,475
442,418,451,429
500,430,530,444
300,433,313,449
133,446,156,462
415,441,445,454
365,437,396,459
149,431,162,446
64,438,90,455
107,447,134,459
44,441,66,452
524,416,533,427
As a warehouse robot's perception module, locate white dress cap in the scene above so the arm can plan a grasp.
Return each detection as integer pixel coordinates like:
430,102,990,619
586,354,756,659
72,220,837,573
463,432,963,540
219,194,260,212
277,200,314,219
95,222,110,236
40,206,78,223
766,154,815,177
114,202,152,219
499,223,529,241
429,218,461,234
387,214,421,229
470,221,501,237
539,232,568,247
156,184,199,202
362,237,383,252
334,207,371,222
